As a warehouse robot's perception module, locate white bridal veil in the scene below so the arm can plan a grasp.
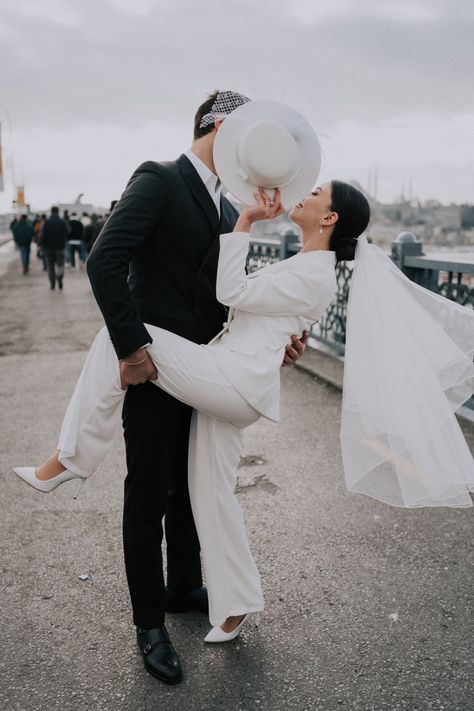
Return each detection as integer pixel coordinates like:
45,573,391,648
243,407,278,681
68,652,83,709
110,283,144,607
341,235,474,508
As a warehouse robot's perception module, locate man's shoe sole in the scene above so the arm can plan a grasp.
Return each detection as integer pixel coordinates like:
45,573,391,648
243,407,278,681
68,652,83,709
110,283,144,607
144,663,183,685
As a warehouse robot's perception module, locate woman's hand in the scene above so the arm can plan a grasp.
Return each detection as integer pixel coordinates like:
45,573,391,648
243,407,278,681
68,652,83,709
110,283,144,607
234,188,285,232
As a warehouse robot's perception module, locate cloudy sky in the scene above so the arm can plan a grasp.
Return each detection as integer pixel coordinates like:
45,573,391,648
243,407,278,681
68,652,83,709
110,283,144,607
0,0,473,212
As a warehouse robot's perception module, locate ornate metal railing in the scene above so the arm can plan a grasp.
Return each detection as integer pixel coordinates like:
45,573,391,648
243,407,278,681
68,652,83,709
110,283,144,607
247,233,354,355
391,239,474,308
312,261,353,355
248,232,474,411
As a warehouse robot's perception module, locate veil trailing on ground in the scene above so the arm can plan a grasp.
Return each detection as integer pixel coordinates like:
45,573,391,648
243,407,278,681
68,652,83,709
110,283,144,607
341,235,474,508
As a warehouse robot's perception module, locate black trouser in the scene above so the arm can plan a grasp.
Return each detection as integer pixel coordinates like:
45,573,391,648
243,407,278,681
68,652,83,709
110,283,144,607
44,248,65,286
122,380,202,629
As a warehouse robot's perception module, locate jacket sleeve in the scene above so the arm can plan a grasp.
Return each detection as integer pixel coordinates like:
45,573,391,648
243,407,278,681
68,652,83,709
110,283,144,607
216,232,335,317
86,163,166,359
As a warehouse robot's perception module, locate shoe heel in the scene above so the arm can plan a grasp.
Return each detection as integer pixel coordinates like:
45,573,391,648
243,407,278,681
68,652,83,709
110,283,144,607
73,477,87,499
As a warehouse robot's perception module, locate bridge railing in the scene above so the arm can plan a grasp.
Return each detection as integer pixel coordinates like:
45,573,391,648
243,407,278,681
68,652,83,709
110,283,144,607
248,231,474,411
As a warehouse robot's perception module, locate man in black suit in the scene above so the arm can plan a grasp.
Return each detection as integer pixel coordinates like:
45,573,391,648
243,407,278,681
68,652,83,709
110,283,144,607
86,90,307,684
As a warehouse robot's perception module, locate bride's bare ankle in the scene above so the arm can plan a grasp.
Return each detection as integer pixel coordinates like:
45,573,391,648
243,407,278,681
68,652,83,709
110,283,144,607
220,614,246,633
36,452,66,480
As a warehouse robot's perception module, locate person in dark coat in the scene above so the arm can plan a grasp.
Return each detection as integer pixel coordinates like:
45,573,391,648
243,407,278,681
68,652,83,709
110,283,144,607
86,90,308,685
41,206,70,290
67,212,85,269
12,214,34,274
33,213,48,270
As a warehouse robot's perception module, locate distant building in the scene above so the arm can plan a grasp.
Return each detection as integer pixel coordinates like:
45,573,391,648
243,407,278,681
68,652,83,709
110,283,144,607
376,197,463,244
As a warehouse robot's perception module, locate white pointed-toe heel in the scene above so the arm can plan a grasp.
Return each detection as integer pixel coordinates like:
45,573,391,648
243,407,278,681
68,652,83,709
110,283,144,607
13,467,87,499
204,614,249,643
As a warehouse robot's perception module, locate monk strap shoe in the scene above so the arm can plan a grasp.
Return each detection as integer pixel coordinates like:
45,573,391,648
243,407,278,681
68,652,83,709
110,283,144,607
136,625,182,685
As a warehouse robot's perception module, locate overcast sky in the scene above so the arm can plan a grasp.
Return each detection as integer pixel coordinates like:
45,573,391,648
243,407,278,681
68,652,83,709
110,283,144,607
0,0,473,212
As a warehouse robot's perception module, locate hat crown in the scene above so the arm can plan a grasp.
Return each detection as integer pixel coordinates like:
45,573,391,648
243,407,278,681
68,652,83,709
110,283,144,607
237,121,300,188
212,99,321,206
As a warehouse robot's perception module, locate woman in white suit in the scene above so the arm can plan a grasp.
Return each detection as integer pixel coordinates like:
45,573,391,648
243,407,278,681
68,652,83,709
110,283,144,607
14,180,370,640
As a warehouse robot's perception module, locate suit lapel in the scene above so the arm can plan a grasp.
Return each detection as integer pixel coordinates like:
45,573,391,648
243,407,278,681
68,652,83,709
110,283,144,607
177,154,220,235
219,196,237,235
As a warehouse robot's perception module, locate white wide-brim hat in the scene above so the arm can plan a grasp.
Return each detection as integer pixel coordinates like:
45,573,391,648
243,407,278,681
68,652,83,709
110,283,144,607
213,99,321,208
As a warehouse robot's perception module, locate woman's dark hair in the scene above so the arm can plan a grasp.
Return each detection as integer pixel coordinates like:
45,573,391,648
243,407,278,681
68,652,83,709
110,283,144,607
193,90,220,140
329,180,371,263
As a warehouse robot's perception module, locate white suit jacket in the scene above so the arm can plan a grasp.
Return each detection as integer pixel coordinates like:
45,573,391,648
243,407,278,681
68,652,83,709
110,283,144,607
206,232,338,422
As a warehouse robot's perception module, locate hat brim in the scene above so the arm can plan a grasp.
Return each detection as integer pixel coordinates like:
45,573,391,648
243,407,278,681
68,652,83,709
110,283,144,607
213,100,321,209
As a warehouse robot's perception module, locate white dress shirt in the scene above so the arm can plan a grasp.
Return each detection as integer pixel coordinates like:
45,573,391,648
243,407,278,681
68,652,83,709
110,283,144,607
184,149,222,216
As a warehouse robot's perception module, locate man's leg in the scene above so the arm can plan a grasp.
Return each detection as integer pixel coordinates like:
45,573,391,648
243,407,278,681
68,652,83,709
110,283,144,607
64,242,71,268
45,249,56,288
164,405,203,595
122,380,192,629
19,245,28,273
79,241,87,265
55,249,65,288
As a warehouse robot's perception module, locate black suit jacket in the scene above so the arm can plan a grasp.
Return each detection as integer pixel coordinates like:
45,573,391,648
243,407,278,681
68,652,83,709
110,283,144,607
87,154,239,359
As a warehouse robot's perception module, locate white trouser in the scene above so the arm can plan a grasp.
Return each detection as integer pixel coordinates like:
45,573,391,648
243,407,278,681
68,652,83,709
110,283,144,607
188,412,264,625
57,325,264,625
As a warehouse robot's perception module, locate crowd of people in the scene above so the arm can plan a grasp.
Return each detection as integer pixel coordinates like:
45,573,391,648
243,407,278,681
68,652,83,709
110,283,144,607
9,202,116,289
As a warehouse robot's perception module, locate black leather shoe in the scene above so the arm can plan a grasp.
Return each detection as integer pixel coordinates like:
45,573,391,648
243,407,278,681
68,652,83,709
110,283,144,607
136,625,182,685
166,585,209,614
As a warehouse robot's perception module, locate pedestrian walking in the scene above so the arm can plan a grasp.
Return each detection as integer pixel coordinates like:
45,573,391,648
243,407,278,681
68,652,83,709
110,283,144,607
12,214,34,274
67,213,85,269
81,212,95,257
41,206,69,290
33,213,48,270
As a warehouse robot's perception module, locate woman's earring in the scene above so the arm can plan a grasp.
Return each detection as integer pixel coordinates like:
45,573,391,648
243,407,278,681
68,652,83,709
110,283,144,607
319,226,323,235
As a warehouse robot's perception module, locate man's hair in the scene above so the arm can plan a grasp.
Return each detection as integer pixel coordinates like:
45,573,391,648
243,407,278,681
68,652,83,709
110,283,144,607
193,90,220,140
51,206,59,215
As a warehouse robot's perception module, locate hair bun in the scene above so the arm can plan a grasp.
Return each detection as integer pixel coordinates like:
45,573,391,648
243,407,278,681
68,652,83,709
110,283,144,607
328,181,370,264
335,235,358,263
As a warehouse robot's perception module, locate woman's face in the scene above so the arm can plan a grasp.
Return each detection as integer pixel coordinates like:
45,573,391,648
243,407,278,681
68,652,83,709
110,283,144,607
289,182,334,230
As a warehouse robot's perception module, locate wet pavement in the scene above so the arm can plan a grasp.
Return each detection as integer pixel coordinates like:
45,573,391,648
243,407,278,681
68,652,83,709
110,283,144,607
1,251,473,711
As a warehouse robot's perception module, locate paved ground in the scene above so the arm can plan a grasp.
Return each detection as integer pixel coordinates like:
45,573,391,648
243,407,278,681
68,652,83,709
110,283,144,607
1,249,473,711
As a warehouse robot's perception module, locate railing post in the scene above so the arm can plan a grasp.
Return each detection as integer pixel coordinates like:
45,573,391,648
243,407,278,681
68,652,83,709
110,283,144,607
391,231,423,276
391,230,438,290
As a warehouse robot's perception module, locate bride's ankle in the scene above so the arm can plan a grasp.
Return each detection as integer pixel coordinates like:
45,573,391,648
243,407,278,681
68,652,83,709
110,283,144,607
36,452,66,481
220,614,246,633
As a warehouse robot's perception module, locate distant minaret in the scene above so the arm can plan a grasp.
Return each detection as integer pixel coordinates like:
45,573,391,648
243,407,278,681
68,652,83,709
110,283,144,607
408,175,413,201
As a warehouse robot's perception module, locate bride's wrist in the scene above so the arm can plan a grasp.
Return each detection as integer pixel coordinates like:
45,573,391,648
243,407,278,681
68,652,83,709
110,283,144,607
234,217,252,233
122,349,149,365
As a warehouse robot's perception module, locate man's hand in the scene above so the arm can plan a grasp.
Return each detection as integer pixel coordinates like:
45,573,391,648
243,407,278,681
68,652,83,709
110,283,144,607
282,331,309,367
119,349,158,390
